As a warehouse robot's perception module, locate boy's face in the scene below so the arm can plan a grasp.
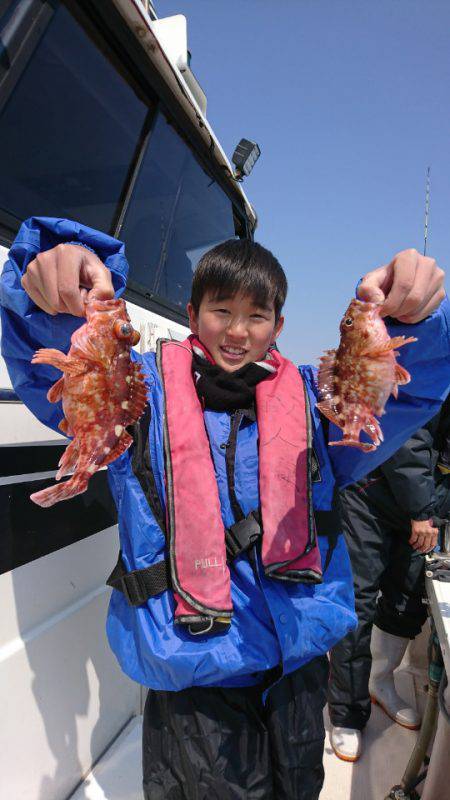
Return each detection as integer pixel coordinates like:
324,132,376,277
187,292,284,372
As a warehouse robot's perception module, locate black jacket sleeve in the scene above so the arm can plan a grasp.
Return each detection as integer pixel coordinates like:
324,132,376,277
379,415,440,520
437,394,450,470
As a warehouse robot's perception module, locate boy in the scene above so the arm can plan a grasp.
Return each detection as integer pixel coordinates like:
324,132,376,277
1,216,448,800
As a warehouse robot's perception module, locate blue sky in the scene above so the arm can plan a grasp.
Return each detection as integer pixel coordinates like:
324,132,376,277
158,0,450,364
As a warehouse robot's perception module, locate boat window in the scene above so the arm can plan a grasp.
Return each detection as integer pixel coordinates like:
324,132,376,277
119,111,238,315
0,1,247,320
0,0,150,237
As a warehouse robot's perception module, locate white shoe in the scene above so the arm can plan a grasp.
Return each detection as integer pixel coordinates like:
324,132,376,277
368,627,421,730
330,726,362,762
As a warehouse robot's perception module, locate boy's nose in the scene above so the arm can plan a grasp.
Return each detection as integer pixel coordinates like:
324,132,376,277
227,318,247,337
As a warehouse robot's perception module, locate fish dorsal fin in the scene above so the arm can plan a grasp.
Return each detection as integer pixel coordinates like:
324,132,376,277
121,362,147,425
98,430,134,467
318,349,337,398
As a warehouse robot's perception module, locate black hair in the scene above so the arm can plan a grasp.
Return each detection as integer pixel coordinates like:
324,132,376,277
190,239,288,322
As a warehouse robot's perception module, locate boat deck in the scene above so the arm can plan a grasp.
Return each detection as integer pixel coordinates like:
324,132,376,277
69,662,425,800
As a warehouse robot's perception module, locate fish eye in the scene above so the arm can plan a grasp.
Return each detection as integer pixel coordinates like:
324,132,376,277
344,317,353,327
113,319,134,339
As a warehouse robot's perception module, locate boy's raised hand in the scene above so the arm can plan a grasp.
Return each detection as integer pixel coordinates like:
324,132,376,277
21,243,115,317
357,248,445,324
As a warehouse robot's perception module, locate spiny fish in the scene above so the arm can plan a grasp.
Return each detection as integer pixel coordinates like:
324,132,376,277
317,298,416,451
30,298,146,506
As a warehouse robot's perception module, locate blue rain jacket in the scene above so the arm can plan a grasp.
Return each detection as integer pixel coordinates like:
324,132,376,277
2,217,450,691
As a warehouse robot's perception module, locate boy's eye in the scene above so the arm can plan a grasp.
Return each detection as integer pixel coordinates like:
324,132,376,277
215,308,231,314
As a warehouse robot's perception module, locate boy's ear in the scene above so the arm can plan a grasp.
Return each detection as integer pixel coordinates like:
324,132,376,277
187,302,199,334
272,315,285,343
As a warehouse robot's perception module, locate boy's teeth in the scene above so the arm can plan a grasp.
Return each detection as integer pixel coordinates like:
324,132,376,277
222,347,245,354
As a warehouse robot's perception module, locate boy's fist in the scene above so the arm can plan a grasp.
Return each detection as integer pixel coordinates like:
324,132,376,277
21,243,114,317
357,249,445,323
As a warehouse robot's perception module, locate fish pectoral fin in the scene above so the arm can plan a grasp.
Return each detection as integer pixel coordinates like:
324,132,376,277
316,401,342,429
58,417,73,436
394,363,411,386
364,335,417,357
71,331,106,367
58,417,69,434
47,376,65,403
32,348,69,372
389,335,417,349
32,348,88,377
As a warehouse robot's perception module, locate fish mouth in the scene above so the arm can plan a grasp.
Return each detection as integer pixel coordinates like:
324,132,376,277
351,299,380,312
85,298,124,317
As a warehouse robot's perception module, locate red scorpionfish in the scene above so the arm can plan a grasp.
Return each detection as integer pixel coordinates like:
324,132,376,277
30,299,146,507
317,298,417,451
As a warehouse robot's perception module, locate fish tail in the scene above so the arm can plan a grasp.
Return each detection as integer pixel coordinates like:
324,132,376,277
30,473,89,508
328,439,377,452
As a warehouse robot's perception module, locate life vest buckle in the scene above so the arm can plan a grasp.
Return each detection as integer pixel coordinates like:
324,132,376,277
225,510,262,560
118,570,149,607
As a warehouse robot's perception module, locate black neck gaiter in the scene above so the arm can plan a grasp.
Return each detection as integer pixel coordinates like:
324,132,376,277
192,354,272,412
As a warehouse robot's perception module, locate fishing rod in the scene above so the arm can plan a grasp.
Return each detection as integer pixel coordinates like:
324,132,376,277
423,166,431,256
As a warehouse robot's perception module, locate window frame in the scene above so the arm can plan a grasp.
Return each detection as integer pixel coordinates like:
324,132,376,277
117,103,248,323
0,0,252,324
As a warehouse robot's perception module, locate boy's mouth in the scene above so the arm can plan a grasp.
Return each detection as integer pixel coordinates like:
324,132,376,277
219,345,248,363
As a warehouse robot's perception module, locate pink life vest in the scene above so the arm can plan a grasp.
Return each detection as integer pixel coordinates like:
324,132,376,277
158,338,322,626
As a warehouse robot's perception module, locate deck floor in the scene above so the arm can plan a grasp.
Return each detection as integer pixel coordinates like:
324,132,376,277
322,667,423,800
70,667,424,800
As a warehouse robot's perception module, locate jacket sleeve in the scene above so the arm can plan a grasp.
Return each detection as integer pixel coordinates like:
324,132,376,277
326,300,450,488
378,416,439,520
0,217,129,433
436,393,450,470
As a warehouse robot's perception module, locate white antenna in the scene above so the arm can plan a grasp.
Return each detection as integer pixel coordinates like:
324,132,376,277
424,166,431,256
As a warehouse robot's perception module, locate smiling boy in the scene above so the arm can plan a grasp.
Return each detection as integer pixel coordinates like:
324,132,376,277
187,240,285,371
1,218,449,800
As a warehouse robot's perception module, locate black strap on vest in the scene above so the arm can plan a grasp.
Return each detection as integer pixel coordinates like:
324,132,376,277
315,487,342,573
107,554,171,607
106,498,343,607
130,406,166,532
225,410,248,522
107,509,264,607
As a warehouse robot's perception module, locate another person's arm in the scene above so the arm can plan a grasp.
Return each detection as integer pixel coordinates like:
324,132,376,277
379,418,440,552
0,217,128,432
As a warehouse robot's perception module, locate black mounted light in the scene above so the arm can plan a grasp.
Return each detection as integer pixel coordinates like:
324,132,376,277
232,138,261,180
